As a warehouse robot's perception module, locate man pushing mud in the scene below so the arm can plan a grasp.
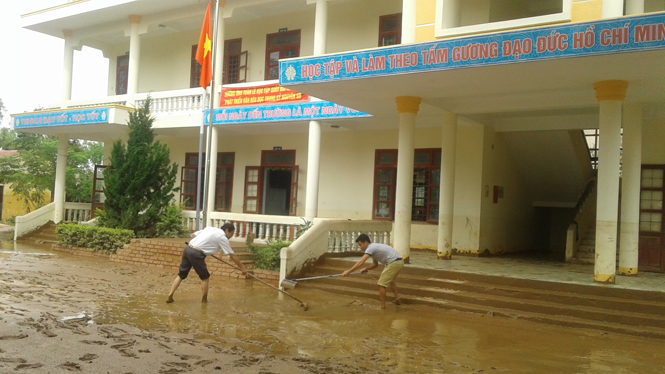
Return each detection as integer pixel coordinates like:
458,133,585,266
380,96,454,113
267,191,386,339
342,234,403,309
167,223,247,303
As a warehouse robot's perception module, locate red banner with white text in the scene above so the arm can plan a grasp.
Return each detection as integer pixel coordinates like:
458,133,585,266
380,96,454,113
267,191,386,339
220,83,308,107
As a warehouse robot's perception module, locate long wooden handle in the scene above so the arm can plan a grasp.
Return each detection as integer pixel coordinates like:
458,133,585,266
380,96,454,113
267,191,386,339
209,255,308,308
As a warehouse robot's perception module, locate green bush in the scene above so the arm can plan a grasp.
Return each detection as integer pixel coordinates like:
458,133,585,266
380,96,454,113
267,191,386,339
56,223,134,253
248,240,290,271
155,203,189,238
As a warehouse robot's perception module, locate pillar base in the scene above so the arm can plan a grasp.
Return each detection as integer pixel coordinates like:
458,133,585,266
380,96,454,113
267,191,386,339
437,252,452,260
594,273,616,284
402,255,410,264
618,267,638,276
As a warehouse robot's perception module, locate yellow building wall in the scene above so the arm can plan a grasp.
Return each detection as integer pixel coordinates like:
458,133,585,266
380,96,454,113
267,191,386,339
1,185,51,223
572,0,603,23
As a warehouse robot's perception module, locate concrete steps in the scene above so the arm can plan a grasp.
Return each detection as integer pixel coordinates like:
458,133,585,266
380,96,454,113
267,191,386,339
291,257,665,340
19,221,58,244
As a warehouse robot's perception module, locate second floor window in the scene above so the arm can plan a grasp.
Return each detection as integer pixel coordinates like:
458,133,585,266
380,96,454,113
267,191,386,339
379,13,401,46
191,40,248,88
265,30,300,80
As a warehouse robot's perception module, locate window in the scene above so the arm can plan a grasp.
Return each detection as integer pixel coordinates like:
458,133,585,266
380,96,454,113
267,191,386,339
372,149,441,223
191,40,248,88
265,30,300,80
190,45,201,88
379,13,402,46
181,152,235,211
116,54,129,95
224,39,248,84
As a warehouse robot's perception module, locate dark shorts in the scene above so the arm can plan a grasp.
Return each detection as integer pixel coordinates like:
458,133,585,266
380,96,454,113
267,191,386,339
178,246,210,281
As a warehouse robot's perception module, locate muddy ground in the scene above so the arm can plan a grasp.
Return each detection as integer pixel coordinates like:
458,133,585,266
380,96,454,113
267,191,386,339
1,240,665,373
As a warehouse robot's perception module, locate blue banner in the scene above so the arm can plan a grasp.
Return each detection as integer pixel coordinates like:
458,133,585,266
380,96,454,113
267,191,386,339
14,108,109,129
207,101,370,125
280,13,665,85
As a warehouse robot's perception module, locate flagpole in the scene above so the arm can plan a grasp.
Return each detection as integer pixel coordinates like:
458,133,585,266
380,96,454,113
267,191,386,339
194,90,207,231
202,0,220,228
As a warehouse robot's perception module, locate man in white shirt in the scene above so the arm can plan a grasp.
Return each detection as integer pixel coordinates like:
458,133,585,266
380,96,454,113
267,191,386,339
343,234,403,309
166,223,247,303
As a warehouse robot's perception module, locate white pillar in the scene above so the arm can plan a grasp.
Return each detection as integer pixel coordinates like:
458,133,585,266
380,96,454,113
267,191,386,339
602,0,624,18
313,0,328,55
61,30,74,109
394,97,421,262
304,0,328,220
401,0,417,44
127,15,141,106
205,126,219,222
441,0,462,29
213,6,225,109
305,120,321,220
625,0,644,15
437,112,457,260
593,80,629,284
619,103,642,276
54,136,69,223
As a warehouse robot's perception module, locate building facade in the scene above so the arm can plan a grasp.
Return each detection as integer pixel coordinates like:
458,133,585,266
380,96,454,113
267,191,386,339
11,0,665,282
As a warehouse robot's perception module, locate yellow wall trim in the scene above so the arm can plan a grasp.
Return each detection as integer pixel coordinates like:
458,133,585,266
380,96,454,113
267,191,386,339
594,80,629,101
395,96,422,114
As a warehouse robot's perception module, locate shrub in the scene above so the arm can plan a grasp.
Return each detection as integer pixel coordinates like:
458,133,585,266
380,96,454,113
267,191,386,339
155,203,189,238
248,240,290,271
56,223,134,253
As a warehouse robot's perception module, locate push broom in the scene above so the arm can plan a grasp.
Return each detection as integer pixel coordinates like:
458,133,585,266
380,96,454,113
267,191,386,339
280,271,367,290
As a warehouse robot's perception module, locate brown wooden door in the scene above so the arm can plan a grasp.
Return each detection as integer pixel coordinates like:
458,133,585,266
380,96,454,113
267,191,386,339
265,30,300,80
91,165,106,218
638,165,665,272
289,166,299,216
244,166,263,213
116,54,129,95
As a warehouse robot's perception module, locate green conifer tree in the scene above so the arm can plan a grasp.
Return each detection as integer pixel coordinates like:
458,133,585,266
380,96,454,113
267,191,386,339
100,98,178,237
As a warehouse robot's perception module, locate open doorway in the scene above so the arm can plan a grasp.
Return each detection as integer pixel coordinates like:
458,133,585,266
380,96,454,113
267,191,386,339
244,150,298,216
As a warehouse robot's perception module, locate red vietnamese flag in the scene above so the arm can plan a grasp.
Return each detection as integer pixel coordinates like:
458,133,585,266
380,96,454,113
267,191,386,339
195,2,212,88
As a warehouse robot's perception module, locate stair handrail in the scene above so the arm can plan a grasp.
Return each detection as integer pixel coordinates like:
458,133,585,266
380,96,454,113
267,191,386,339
14,202,55,241
279,218,392,286
566,173,598,261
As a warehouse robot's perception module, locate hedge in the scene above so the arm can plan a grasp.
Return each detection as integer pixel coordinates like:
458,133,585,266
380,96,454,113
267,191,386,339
56,223,134,253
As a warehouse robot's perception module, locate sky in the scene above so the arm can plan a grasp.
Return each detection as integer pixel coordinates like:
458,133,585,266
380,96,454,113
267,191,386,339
0,2,109,128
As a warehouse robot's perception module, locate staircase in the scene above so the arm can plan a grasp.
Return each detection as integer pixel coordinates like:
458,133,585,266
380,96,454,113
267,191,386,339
18,221,58,244
572,227,622,265
294,257,665,340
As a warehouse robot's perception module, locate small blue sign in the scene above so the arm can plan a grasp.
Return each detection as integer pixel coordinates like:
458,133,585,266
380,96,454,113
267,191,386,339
280,13,665,85
14,108,109,129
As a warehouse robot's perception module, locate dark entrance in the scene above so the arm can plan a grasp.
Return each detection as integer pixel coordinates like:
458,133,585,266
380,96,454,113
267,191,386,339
243,150,298,216
638,165,665,272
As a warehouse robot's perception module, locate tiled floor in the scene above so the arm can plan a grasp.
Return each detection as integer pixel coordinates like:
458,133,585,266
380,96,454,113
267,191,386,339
339,250,665,293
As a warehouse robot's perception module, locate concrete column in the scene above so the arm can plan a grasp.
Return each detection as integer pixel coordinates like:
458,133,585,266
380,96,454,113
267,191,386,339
625,0,645,15
213,5,225,109
593,80,629,284
401,0,417,44
205,126,219,223
619,103,642,276
61,30,74,109
441,0,462,29
602,0,625,18
127,15,141,106
394,97,421,262
305,120,321,220
313,0,328,56
437,112,457,260
304,0,327,220
54,136,69,223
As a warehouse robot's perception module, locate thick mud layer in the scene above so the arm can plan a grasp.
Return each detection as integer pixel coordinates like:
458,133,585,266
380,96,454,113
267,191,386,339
1,241,664,373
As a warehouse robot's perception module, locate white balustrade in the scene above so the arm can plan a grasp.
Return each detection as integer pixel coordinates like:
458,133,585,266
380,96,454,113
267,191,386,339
181,211,308,243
